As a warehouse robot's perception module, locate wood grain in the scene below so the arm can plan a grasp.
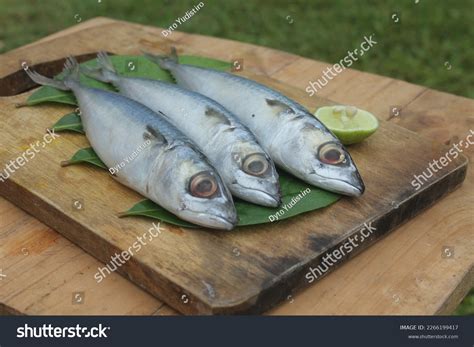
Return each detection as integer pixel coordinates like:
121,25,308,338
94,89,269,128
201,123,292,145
0,18,472,315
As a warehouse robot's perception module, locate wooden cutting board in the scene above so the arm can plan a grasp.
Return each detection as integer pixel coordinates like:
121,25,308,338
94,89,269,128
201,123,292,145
0,20,468,315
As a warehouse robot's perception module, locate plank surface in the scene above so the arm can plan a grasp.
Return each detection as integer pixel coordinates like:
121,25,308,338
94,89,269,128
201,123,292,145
0,197,162,315
0,18,472,315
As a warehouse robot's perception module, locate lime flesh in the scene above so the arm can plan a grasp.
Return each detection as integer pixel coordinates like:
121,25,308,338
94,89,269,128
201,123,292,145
314,105,379,145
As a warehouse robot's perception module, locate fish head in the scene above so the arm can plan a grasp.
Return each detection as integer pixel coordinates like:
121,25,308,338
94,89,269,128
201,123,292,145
281,120,365,197
308,140,365,196
151,150,238,230
226,141,281,207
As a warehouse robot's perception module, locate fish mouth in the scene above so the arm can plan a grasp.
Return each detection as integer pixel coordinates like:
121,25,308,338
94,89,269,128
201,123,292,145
326,179,364,197
187,212,238,230
326,179,365,197
309,174,365,197
250,189,282,207
231,184,282,207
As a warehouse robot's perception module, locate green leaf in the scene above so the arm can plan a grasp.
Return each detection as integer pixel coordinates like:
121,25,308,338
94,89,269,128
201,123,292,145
27,55,231,106
52,112,84,134
235,173,339,225
61,148,107,169
119,200,197,228
27,86,77,106
123,172,340,227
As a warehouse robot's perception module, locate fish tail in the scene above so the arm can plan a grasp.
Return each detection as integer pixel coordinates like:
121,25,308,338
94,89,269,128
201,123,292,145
80,51,118,83
24,56,81,91
97,51,116,73
142,47,179,71
63,56,81,85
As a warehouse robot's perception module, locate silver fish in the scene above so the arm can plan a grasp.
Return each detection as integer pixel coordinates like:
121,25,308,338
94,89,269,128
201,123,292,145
26,58,238,230
151,49,365,197
81,52,281,207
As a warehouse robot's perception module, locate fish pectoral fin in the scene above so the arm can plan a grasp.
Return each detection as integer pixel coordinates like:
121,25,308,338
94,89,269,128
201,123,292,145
164,139,191,152
223,126,237,132
266,99,295,115
205,106,231,125
164,141,178,151
301,122,318,131
143,125,168,145
157,110,170,120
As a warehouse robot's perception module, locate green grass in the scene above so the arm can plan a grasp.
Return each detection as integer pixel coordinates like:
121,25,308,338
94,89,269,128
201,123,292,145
0,0,473,98
0,0,472,314
454,288,474,316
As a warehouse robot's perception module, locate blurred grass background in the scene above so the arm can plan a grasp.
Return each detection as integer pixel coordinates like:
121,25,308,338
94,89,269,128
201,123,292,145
1,0,473,98
0,0,472,314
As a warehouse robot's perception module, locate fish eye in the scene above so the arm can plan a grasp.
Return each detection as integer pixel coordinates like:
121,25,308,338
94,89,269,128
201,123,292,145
242,153,270,176
189,171,218,198
318,142,345,165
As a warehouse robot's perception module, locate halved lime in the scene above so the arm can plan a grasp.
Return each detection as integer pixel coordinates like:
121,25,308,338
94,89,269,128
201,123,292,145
314,105,379,145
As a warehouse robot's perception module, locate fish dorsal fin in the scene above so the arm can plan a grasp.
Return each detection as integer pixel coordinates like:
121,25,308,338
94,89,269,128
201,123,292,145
143,124,168,145
266,99,295,115
205,106,231,125
157,110,170,119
